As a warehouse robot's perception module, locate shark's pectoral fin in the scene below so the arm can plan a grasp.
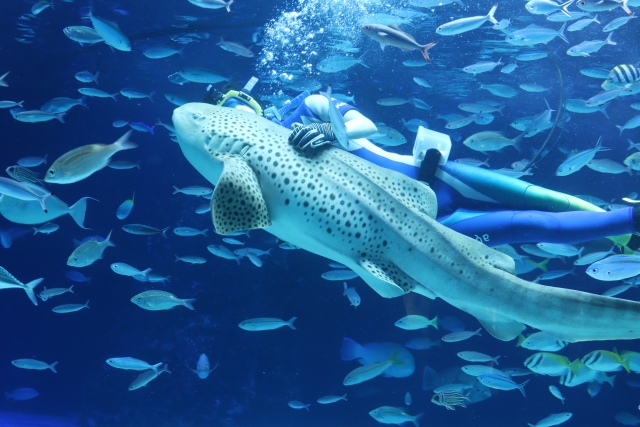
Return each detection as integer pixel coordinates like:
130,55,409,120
469,307,526,342
358,258,434,298
358,259,408,298
211,158,272,235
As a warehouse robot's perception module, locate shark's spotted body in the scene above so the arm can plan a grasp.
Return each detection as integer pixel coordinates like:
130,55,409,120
173,104,640,343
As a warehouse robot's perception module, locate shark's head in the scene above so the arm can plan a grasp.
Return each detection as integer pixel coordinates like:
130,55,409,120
172,103,261,185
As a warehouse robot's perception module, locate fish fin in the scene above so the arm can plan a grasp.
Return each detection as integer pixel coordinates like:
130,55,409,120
556,22,568,44
340,338,363,361
420,42,437,63
357,258,407,298
56,112,66,123
286,316,297,330
560,0,573,17
210,158,271,235
605,31,616,45
68,197,97,229
114,130,138,151
49,361,58,373
621,0,632,15
23,278,43,306
470,309,525,341
161,226,170,239
487,3,499,25
599,102,610,120
94,71,99,85
182,298,196,310
104,230,115,247
389,24,402,31
226,0,234,13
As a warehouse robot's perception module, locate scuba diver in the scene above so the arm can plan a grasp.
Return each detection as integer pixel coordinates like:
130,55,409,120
203,80,640,249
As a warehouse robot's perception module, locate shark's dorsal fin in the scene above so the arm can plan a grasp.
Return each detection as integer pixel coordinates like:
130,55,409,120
211,158,271,235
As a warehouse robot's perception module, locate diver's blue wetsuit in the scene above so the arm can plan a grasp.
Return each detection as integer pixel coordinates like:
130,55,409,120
281,100,637,247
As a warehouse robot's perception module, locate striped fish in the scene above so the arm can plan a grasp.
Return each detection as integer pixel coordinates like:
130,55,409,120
604,64,640,89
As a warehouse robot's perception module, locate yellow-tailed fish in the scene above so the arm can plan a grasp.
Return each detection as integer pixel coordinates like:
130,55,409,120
343,350,403,386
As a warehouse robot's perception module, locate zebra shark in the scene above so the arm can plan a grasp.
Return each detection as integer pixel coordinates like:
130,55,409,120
172,103,640,343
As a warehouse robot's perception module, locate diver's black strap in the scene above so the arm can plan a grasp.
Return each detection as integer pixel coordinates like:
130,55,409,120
417,148,441,186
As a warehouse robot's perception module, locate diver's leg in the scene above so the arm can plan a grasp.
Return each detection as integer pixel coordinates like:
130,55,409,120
447,207,637,247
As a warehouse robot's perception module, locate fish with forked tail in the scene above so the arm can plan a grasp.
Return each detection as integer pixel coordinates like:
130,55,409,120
361,24,437,62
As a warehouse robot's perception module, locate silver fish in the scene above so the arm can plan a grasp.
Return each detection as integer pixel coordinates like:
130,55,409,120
122,224,169,237
52,300,89,313
238,317,297,331
506,23,568,46
78,88,118,101
361,24,437,62
143,46,184,59
63,26,104,45
38,285,73,301
45,131,137,184
436,4,499,35
188,0,234,12
67,231,115,267
177,68,229,84
556,136,609,176
88,12,131,52
107,357,163,372
130,290,195,311
217,37,253,57
12,359,57,372
129,365,171,391
13,110,66,123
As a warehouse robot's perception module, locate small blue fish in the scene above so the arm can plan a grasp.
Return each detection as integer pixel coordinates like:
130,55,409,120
187,353,218,379
535,268,577,282
477,374,530,396
129,122,155,135
65,270,91,283
116,192,135,220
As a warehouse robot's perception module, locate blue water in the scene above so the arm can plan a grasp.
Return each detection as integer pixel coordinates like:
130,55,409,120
1,0,640,426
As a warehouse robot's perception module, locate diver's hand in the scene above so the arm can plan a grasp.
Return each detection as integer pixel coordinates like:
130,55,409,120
288,123,336,150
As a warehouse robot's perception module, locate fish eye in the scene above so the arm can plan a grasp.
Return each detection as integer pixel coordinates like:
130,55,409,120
48,169,55,176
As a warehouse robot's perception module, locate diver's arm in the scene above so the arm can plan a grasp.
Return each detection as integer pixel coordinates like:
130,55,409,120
342,110,377,139
303,95,377,139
